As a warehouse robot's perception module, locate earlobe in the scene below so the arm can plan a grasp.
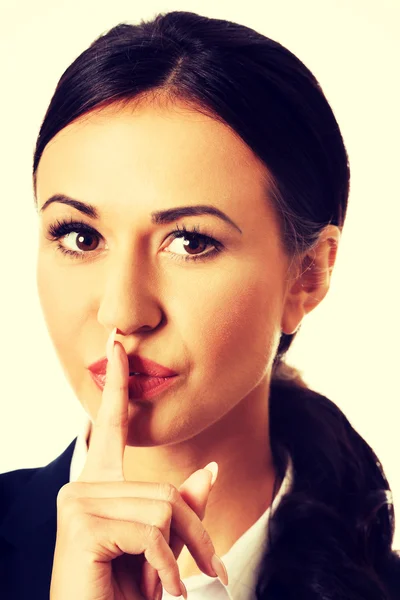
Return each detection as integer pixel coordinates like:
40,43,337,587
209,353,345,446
280,225,340,335
280,290,306,335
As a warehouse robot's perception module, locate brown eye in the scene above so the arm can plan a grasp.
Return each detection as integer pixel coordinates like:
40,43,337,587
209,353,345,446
72,232,99,252
47,218,104,258
47,218,222,263
168,233,209,256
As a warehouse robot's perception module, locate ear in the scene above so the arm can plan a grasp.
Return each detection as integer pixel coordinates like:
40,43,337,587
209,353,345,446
281,225,340,335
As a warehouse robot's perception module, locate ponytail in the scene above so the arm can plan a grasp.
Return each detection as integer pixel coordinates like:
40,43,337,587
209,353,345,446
259,373,399,599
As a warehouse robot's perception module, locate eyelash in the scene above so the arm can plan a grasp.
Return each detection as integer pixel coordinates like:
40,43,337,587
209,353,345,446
45,217,224,263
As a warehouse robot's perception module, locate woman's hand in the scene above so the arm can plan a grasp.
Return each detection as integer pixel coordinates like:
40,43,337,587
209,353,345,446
50,332,223,600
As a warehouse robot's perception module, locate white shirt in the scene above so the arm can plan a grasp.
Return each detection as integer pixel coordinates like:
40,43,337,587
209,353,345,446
70,416,294,599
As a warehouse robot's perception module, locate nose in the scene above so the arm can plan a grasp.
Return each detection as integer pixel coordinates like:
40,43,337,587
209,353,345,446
97,251,164,336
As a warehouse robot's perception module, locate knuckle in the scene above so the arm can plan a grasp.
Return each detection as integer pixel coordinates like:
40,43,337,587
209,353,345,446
199,526,215,553
146,523,164,545
57,483,77,506
153,500,173,527
58,495,86,522
159,481,179,504
56,484,69,506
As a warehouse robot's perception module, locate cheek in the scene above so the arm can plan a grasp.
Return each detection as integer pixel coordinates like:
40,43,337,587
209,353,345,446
182,267,282,384
36,257,86,366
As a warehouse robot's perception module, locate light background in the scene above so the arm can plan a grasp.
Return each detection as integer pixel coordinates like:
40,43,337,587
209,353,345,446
0,0,399,548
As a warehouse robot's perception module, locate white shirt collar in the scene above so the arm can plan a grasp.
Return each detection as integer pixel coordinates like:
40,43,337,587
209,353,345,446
70,416,294,600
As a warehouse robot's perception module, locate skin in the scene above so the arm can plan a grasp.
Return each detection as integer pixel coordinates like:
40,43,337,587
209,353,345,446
35,97,340,578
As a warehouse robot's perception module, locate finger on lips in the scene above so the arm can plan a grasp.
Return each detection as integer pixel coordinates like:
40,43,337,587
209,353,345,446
77,327,228,598
78,327,126,483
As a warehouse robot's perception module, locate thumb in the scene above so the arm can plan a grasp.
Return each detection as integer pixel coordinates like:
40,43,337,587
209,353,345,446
178,461,219,520
141,463,219,599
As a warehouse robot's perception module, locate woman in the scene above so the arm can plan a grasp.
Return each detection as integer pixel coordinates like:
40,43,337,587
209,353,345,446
1,9,399,600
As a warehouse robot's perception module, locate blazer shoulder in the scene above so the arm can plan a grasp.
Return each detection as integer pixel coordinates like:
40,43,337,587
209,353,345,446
0,437,77,523
0,467,40,516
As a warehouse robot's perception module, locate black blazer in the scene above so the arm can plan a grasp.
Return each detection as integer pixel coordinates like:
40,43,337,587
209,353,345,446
0,438,76,599
1,438,400,599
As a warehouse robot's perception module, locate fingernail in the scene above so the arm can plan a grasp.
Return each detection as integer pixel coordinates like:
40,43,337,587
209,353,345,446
154,581,163,600
211,554,229,586
179,579,187,599
203,461,218,487
106,327,117,363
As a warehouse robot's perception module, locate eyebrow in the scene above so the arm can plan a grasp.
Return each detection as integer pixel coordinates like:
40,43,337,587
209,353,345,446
39,194,243,234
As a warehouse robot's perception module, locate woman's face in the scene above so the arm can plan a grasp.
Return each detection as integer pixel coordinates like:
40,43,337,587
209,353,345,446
35,100,294,447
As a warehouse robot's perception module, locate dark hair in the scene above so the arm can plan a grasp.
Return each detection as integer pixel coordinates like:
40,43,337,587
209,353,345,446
32,10,399,598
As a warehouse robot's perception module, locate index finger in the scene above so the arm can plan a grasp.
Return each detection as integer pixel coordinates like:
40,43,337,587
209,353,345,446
78,328,129,482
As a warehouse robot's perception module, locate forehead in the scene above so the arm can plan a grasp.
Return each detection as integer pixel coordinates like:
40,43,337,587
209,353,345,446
36,100,269,202
37,104,271,234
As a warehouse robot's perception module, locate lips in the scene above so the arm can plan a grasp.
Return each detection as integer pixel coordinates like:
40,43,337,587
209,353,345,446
88,354,178,400
88,354,178,378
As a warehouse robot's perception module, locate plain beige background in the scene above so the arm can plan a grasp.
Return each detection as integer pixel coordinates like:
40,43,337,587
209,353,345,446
0,0,399,548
